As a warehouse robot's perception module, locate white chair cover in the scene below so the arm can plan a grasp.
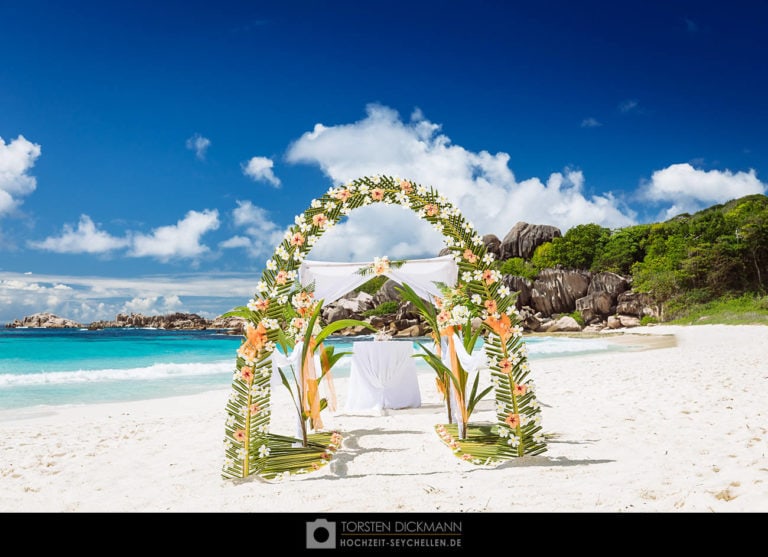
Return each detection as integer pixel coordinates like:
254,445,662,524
345,341,422,411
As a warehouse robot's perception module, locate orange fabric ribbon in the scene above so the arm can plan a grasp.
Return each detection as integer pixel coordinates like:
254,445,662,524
302,337,323,430
237,322,268,361
318,342,337,412
441,326,468,426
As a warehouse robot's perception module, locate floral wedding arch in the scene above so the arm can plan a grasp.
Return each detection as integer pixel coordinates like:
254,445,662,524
221,176,545,481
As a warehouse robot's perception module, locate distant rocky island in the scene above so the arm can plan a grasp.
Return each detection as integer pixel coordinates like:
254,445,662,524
5,312,246,333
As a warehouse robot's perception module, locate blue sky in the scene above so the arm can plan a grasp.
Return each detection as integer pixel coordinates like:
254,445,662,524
1,0,767,322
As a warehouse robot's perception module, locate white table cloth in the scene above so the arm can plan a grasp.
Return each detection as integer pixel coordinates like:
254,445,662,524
345,341,422,411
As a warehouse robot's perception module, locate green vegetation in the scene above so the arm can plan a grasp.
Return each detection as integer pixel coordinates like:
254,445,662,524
668,293,768,325
354,275,387,296
494,194,768,323
362,300,399,317
568,311,586,327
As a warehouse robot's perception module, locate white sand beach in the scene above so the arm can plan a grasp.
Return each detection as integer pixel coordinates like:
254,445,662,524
1,324,766,512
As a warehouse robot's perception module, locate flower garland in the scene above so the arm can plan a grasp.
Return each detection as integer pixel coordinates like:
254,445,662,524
221,175,545,480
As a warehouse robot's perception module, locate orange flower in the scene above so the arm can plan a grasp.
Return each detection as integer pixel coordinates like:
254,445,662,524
371,188,385,201
434,296,443,309
334,189,351,201
312,213,328,227
311,463,320,470
485,313,512,344
505,413,521,428
275,270,289,285
513,383,527,396
233,429,246,443
498,359,513,374
249,403,261,416
425,203,439,217
399,179,412,193
482,269,496,285
238,322,269,360
462,453,473,461
463,249,477,263
254,298,269,312
240,366,254,384
289,232,305,246
484,299,498,314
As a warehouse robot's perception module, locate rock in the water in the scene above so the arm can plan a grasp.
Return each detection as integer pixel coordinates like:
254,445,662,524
7,312,82,328
547,315,582,332
482,234,502,260
530,268,591,315
500,222,562,260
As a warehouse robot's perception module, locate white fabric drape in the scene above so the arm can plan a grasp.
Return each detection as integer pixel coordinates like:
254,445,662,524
299,255,458,304
345,341,422,411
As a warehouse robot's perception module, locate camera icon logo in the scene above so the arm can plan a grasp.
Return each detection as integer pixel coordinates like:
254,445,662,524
306,519,336,549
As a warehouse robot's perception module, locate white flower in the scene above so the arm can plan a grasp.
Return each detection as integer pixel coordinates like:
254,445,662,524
266,259,277,271
438,194,448,204
498,285,511,297
463,221,474,231
533,432,545,444
527,381,537,393
533,414,542,426
261,360,273,373
299,222,310,232
529,399,540,411
473,270,483,281
462,271,473,282
473,235,483,246
324,200,336,210
371,175,381,184
363,196,372,205
269,287,279,298
258,424,269,434
258,444,270,458
507,436,519,448
451,305,470,323
495,402,505,413
497,427,509,438
224,457,234,468
287,270,298,280
294,215,304,225
358,184,370,194
256,281,267,293
454,254,462,263
277,294,288,304
275,246,289,260
292,250,304,261
236,447,247,460
247,299,258,311
310,199,321,209
226,415,235,427
307,234,318,246
228,391,240,403
261,318,279,329
482,252,495,264
471,294,482,305
341,205,351,215
416,185,427,195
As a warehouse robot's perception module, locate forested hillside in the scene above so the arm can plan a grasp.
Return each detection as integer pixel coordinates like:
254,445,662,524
498,194,768,320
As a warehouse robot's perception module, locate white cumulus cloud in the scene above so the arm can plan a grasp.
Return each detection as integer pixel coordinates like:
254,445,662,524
28,215,129,254
0,135,41,216
186,133,211,160
644,163,767,218
129,209,220,261
580,117,602,128
220,200,285,258
285,104,636,258
121,294,183,315
242,156,281,187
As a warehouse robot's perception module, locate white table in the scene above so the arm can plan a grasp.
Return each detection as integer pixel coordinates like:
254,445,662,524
345,341,422,411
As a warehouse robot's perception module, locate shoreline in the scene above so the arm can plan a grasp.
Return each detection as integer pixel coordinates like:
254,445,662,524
1,324,766,512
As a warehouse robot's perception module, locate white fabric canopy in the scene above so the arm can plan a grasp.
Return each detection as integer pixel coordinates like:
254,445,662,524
345,341,422,411
298,254,458,304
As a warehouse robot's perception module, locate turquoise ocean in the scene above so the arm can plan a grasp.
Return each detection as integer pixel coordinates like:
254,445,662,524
0,328,624,410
